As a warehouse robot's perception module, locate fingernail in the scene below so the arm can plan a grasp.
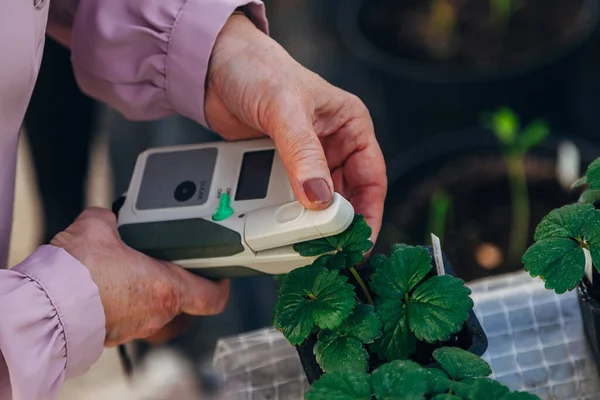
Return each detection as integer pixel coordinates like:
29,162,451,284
303,178,332,204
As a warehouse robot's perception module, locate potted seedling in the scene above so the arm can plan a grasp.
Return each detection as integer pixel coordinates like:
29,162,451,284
335,0,598,151
274,214,539,398
377,108,585,283
522,157,600,370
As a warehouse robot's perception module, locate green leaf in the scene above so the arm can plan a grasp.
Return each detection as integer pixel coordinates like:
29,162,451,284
408,275,474,342
432,347,492,380
579,188,600,205
517,119,548,152
459,379,510,400
426,368,452,395
432,395,463,400
273,267,356,345
369,254,391,270
314,332,368,372
586,158,600,190
371,301,416,361
572,175,588,189
339,304,383,344
312,253,347,270
501,392,542,400
305,370,372,400
522,238,585,294
313,305,382,372
533,203,595,241
450,378,508,399
390,243,412,254
370,245,433,299
371,360,428,400
487,107,519,145
293,214,372,268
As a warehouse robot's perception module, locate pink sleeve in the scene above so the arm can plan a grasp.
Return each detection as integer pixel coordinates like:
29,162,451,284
0,246,105,400
46,0,268,126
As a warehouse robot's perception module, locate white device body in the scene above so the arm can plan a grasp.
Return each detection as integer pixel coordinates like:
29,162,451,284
116,138,354,276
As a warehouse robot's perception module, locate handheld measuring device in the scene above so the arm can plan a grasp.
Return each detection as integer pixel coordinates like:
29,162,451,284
112,138,355,279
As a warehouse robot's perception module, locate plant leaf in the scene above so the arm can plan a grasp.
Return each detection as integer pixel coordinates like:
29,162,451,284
312,252,347,270
369,254,391,270
432,395,463,400
586,158,600,190
533,203,595,241
341,214,373,249
408,275,473,342
572,175,588,189
273,267,356,345
432,347,492,380
460,379,510,400
371,301,416,360
314,332,368,372
293,214,372,268
426,368,452,395
522,238,585,294
339,304,383,344
517,119,548,152
370,245,433,299
314,304,382,372
311,270,357,330
488,107,519,145
371,360,428,400
501,392,542,400
579,188,600,205
305,370,372,400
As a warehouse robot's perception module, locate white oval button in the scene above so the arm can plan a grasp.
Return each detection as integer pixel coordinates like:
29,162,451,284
275,202,305,224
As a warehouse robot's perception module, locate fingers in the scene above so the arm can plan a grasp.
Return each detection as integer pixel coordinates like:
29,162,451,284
171,267,231,316
142,314,197,345
268,104,334,210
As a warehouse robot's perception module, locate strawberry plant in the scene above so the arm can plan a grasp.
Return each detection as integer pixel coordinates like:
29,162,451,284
274,214,541,399
523,158,600,293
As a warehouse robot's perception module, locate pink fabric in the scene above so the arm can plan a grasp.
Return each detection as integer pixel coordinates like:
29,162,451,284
0,1,268,398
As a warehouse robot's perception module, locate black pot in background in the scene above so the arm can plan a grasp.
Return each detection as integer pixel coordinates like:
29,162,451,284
296,246,489,385
377,128,600,282
336,0,599,158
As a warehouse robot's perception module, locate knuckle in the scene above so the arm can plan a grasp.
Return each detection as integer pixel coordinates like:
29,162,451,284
152,279,181,315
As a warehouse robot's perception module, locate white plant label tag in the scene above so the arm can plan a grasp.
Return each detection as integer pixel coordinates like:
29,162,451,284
431,233,445,276
556,140,581,190
584,247,593,284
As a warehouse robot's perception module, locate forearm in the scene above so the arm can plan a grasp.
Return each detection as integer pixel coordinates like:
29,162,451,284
47,0,268,126
0,246,105,400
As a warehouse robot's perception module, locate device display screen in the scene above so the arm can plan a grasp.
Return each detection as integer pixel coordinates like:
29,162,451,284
235,149,275,201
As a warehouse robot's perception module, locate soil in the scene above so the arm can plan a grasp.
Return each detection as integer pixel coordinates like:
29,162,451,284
359,0,585,68
378,155,579,282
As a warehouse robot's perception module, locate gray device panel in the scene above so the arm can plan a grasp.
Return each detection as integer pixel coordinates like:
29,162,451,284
136,147,218,210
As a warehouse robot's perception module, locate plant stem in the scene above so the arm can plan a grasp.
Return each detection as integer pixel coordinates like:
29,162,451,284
426,190,452,246
349,267,374,306
505,153,529,265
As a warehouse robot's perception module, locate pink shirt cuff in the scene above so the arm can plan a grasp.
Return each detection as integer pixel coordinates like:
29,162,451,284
166,0,268,126
0,245,105,399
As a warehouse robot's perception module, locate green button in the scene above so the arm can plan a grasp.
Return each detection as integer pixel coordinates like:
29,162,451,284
212,192,234,221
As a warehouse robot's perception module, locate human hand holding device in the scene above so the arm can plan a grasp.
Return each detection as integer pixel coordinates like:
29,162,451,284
50,208,229,346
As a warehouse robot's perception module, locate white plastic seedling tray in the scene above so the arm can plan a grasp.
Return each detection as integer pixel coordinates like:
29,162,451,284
211,271,600,400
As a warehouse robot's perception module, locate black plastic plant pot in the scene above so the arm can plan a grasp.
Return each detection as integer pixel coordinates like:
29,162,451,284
335,0,599,155
295,246,489,385
578,268,600,373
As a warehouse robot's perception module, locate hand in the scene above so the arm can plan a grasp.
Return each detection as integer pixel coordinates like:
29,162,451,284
205,13,387,240
50,208,229,346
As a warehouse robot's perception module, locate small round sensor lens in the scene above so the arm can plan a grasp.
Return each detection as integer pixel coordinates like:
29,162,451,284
174,180,196,202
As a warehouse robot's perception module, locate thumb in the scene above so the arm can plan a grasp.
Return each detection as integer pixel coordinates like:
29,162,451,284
171,267,231,316
269,112,333,210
